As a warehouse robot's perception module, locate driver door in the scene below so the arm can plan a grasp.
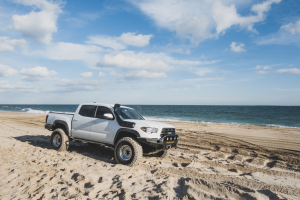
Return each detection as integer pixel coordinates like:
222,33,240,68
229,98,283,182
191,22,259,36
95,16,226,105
90,106,117,144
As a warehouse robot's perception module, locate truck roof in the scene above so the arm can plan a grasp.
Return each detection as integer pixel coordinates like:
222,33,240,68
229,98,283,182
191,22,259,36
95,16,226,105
79,103,131,109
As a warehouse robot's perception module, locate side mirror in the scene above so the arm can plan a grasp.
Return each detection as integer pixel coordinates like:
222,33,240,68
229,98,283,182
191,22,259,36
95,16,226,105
103,113,114,120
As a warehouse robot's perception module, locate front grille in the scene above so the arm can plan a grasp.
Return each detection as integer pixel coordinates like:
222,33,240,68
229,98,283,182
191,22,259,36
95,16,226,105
162,128,176,134
161,128,176,137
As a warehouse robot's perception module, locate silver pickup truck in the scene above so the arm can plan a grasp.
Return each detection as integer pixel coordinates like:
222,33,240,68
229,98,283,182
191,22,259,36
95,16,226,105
45,103,178,166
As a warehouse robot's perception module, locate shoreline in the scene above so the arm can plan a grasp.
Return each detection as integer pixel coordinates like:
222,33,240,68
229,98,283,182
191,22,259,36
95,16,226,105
1,110,299,130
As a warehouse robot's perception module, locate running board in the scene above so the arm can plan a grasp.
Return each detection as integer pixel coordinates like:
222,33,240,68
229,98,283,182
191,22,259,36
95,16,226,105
72,137,114,147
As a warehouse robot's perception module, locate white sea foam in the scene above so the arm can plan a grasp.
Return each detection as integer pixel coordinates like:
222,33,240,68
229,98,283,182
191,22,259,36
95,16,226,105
21,108,50,114
144,116,182,122
145,116,300,129
266,124,300,129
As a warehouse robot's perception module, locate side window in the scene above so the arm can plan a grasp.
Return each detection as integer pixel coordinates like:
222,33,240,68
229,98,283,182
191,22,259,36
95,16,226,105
78,105,97,117
95,106,114,119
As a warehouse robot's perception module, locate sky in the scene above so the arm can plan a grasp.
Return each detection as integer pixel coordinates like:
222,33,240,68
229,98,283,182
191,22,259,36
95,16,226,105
0,0,299,105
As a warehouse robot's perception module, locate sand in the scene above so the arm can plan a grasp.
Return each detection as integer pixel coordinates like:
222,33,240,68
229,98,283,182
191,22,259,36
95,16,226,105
0,111,300,200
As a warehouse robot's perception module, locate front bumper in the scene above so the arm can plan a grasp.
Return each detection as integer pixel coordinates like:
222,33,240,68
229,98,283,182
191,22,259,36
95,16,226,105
137,134,178,151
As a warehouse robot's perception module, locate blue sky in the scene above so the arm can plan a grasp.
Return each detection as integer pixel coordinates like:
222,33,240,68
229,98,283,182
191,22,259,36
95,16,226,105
0,0,299,105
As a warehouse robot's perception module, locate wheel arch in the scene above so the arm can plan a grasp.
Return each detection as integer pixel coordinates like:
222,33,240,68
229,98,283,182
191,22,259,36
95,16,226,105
114,128,140,145
53,120,70,135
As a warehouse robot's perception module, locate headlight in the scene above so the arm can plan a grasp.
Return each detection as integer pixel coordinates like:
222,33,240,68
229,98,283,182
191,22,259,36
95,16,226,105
140,127,158,133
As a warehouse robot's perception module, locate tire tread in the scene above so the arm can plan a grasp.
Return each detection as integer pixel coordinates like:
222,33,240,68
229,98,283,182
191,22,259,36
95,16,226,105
114,137,143,167
50,128,69,152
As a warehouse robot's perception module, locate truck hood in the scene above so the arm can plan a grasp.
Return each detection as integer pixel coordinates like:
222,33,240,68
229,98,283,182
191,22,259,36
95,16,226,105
123,119,174,128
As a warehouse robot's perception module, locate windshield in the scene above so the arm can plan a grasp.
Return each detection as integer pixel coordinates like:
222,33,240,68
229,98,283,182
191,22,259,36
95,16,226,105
116,107,144,120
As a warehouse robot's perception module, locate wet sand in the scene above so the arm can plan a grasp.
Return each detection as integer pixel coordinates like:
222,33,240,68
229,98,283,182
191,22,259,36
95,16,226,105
0,111,300,199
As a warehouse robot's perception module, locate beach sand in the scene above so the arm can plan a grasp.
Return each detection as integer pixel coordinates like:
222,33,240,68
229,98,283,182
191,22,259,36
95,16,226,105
0,111,300,199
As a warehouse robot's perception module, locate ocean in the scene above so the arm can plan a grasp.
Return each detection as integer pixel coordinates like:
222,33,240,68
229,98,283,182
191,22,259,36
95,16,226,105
0,104,299,128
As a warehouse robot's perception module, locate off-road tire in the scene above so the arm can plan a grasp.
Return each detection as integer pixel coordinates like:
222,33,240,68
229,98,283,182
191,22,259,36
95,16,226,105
50,128,69,152
114,137,143,166
154,150,169,158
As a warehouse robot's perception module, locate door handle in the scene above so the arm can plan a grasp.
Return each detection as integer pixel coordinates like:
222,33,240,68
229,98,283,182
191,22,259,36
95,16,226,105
73,119,79,121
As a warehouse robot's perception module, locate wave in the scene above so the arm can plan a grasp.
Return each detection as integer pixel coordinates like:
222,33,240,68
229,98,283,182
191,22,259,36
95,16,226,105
266,124,300,129
21,108,50,114
144,116,182,122
145,116,300,129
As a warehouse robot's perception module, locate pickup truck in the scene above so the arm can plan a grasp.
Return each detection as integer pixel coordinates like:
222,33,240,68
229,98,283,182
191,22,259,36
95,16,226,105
45,103,178,166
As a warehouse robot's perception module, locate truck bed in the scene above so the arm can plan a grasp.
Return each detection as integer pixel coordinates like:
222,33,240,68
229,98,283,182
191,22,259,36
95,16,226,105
46,111,74,131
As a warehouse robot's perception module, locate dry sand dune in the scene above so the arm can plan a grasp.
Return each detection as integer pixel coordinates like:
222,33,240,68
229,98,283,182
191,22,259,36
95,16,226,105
0,111,300,199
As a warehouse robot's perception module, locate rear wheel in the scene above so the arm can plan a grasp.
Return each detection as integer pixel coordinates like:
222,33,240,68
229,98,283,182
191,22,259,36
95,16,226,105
50,128,69,152
114,137,143,166
154,150,169,158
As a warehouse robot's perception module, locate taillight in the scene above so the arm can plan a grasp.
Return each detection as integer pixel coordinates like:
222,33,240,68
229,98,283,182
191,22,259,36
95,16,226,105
45,115,48,123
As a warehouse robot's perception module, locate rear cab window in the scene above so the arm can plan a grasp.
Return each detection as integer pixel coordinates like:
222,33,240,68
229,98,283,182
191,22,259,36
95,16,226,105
78,105,97,117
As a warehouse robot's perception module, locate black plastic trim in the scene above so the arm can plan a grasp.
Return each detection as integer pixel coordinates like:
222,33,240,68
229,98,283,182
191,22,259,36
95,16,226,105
53,120,70,135
73,137,114,147
45,124,53,130
113,104,136,128
137,134,179,151
113,128,141,145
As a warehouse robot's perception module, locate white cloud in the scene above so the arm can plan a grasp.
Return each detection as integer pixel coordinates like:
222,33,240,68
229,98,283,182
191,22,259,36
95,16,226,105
256,19,300,45
28,42,103,66
97,51,217,72
276,68,300,74
58,79,104,86
20,66,57,81
281,19,300,35
86,32,153,50
86,36,126,50
257,70,269,74
98,72,105,77
11,0,63,44
129,0,281,44
0,80,37,92
0,37,26,52
97,51,173,71
118,32,153,47
189,67,213,76
52,78,105,92
0,64,17,77
166,43,190,54
80,72,93,78
122,70,167,81
181,77,224,82
256,65,271,70
255,67,300,74
230,42,246,53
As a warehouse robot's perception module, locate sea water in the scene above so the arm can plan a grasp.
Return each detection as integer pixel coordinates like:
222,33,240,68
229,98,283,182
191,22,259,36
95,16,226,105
0,104,299,128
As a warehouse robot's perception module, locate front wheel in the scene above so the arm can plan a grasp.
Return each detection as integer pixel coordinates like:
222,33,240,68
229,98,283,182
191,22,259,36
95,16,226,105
50,128,69,152
114,137,143,166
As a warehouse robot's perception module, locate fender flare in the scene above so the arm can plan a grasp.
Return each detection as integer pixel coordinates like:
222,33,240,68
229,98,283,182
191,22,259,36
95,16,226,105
53,120,70,135
113,128,140,145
